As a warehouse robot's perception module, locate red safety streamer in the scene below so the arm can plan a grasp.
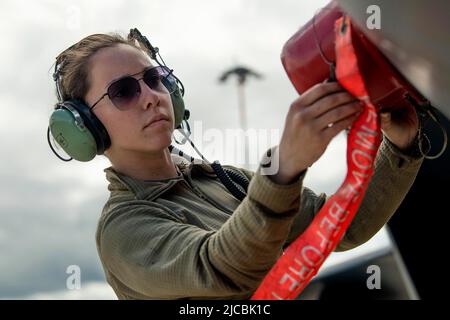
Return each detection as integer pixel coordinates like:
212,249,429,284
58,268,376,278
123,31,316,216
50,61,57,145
252,16,382,300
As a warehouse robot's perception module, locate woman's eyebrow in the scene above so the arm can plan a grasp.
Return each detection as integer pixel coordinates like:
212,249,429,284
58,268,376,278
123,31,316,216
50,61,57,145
104,65,153,89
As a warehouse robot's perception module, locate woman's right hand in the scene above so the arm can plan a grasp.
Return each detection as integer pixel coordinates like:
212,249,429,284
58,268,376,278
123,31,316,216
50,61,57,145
270,82,363,185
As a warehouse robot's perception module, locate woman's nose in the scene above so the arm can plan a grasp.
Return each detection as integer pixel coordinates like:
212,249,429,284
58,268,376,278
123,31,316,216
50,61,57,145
139,79,160,110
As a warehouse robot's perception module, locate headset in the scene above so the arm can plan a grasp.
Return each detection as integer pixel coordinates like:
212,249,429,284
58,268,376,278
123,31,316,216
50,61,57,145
47,28,250,200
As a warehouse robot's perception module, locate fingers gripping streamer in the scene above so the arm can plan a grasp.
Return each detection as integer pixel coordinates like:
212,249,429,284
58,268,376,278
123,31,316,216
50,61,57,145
251,17,382,300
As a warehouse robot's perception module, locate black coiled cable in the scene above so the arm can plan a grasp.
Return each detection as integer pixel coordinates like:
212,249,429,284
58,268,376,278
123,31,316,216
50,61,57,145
210,161,249,201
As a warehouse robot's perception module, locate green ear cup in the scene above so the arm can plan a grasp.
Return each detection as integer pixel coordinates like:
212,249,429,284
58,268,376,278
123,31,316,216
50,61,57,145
49,108,97,162
171,88,186,129
162,70,189,129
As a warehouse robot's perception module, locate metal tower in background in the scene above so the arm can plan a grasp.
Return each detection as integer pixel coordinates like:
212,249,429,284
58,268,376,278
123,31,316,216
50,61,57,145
219,66,263,167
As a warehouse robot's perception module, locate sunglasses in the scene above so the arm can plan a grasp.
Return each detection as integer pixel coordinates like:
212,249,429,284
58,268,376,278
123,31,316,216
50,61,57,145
90,66,177,111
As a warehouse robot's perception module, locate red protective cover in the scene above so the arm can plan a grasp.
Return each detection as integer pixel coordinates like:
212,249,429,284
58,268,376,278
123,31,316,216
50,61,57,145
252,16,381,301
280,2,425,111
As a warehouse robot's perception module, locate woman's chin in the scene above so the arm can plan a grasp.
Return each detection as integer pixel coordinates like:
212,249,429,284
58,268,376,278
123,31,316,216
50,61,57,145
147,134,173,150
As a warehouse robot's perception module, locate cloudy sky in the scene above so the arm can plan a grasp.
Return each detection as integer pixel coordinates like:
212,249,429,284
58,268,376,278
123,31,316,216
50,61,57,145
0,0,390,299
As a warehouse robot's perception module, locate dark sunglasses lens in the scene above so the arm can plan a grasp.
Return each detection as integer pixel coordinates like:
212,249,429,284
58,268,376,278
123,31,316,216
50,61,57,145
108,77,141,109
144,67,176,94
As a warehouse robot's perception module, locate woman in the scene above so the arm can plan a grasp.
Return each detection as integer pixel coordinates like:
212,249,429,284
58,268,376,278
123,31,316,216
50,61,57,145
52,31,424,299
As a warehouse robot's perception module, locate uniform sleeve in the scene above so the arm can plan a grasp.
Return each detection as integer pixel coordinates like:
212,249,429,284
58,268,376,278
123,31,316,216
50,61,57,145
98,148,307,299
284,134,424,251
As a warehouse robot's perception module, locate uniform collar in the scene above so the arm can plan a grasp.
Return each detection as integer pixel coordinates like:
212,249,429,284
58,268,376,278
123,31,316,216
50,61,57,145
104,153,215,201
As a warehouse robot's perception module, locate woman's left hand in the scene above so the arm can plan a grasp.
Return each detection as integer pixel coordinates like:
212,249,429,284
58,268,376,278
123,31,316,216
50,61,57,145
380,105,419,151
